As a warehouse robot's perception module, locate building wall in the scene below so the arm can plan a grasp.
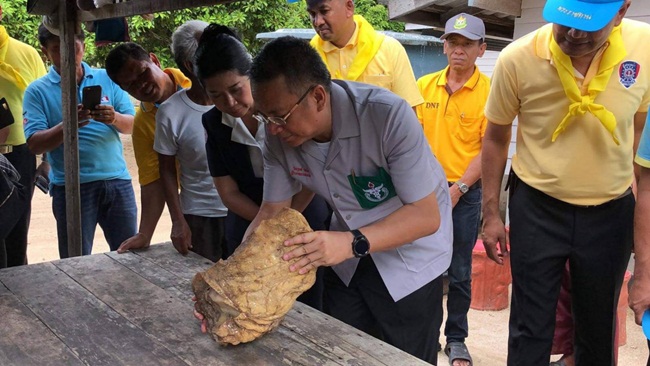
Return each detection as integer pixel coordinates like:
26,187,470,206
475,50,499,77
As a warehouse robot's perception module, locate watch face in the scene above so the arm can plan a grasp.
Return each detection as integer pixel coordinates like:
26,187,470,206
353,236,370,257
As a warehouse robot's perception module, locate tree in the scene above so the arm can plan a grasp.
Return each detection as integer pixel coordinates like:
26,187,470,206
2,0,404,68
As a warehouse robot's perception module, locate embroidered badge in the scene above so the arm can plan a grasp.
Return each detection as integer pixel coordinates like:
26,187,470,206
347,167,396,209
619,61,640,89
101,95,110,103
454,16,467,30
363,181,389,203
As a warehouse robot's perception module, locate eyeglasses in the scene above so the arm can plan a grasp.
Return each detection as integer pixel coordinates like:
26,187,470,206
253,85,316,126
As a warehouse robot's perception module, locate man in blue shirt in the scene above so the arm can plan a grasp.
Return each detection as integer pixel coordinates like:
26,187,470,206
23,24,137,258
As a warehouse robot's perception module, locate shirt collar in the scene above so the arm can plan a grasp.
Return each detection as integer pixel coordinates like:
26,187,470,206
330,80,360,139
222,112,265,147
45,61,92,84
435,65,483,90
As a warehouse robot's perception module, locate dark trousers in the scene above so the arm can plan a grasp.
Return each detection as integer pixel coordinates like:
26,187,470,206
0,175,28,268
3,144,35,267
323,256,443,365
507,179,633,366
184,214,226,262
445,186,482,343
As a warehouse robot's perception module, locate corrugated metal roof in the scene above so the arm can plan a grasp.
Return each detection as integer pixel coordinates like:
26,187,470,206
380,0,520,51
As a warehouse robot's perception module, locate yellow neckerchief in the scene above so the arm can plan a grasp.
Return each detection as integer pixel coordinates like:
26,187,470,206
0,26,27,92
310,15,385,81
549,25,625,145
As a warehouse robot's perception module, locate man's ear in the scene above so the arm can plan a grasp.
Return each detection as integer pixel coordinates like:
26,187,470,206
614,0,631,26
345,0,355,19
149,53,161,68
478,42,487,58
314,84,328,112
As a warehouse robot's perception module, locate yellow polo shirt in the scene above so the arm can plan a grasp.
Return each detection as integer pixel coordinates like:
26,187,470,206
313,17,423,107
3,36,46,146
485,20,650,205
132,68,190,185
417,66,490,181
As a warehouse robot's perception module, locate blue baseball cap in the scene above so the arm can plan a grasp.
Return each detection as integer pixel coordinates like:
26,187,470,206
543,0,625,32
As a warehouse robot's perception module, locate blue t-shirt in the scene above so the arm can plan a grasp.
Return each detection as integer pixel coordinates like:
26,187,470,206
637,111,650,165
23,62,135,185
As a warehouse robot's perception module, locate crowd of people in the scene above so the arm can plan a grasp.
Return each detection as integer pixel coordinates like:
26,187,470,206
1,0,649,365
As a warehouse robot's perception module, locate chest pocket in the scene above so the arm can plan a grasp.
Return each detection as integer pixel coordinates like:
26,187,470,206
362,75,392,91
453,115,483,144
347,167,397,209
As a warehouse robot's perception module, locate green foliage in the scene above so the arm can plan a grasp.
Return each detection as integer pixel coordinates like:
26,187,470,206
1,0,403,68
1,0,42,50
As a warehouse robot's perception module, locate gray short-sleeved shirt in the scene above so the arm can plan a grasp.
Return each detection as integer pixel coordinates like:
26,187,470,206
263,80,452,301
154,90,227,218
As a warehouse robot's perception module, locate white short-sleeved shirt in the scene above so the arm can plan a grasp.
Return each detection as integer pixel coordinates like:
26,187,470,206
154,90,227,217
263,80,452,301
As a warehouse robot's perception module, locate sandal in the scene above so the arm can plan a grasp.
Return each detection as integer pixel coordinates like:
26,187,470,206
444,341,473,366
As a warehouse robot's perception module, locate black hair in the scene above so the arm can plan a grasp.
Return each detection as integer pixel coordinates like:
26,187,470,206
105,42,151,83
37,23,85,48
250,36,331,95
194,24,251,81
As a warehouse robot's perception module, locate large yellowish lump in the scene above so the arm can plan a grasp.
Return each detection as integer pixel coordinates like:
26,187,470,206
192,208,316,345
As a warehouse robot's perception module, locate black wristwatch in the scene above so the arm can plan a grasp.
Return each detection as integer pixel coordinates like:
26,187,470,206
351,229,370,258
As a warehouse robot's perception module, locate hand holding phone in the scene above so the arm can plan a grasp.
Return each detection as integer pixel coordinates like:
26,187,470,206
82,85,102,110
35,175,49,194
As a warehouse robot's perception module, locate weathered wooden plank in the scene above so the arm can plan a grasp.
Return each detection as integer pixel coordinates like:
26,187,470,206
0,281,9,296
56,252,345,365
0,290,84,366
106,250,193,300
283,303,430,366
127,245,426,364
134,243,214,278
78,0,238,21
0,261,188,366
28,0,239,17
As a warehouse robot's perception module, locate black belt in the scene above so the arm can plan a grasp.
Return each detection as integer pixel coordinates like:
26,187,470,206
448,180,482,190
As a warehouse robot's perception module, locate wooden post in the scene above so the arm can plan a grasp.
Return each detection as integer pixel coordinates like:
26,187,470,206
58,0,83,257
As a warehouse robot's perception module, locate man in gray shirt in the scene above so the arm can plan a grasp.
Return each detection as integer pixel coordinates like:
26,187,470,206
236,36,451,364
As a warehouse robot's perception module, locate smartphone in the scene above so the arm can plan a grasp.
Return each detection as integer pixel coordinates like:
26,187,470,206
35,175,49,194
0,97,14,129
82,85,102,110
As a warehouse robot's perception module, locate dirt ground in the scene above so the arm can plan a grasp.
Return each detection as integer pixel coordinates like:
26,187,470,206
24,136,649,365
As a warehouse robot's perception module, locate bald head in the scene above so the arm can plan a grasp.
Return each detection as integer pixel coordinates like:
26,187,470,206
307,0,356,48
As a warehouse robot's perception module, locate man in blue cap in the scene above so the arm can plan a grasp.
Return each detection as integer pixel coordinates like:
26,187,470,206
481,0,650,365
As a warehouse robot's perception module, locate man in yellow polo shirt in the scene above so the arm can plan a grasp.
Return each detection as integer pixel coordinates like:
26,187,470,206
416,13,488,366
306,0,423,108
481,0,650,365
0,2,46,267
105,42,190,253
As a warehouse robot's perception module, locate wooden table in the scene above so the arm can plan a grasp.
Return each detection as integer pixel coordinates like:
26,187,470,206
0,243,428,365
